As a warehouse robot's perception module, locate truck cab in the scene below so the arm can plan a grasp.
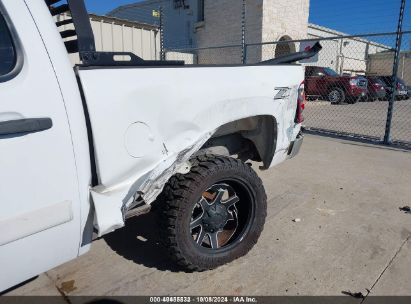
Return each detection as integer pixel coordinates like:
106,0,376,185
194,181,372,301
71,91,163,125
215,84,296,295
0,0,91,291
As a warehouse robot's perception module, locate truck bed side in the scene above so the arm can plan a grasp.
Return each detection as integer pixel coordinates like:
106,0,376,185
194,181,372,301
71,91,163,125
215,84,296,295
77,65,303,235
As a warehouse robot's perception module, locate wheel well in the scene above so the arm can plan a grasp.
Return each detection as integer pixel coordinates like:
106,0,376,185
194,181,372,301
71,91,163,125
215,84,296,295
328,85,346,94
199,115,277,169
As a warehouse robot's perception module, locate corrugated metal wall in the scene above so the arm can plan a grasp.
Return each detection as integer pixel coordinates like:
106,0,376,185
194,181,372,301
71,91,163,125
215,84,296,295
57,14,160,64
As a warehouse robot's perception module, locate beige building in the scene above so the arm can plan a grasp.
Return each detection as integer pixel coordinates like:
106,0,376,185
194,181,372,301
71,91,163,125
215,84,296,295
368,51,411,85
110,0,310,64
78,0,406,82
194,0,310,63
306,24,391,75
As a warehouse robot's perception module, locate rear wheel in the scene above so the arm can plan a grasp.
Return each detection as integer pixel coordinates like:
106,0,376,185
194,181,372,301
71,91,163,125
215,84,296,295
328,88,345,104
157,155,267,271
361,95,370,102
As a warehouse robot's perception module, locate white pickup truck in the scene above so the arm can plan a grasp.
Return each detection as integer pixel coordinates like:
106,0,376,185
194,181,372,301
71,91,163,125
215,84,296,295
0,0,320,292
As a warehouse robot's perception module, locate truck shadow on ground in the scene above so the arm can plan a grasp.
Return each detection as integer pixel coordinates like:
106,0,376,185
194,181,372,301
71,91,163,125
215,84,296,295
103,210,183,273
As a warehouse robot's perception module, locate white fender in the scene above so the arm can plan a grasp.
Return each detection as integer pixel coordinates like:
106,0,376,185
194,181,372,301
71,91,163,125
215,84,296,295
78,64,304,236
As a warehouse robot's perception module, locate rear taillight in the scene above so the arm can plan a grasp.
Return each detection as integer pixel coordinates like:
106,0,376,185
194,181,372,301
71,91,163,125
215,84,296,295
295,81,305,124
349,78,358,86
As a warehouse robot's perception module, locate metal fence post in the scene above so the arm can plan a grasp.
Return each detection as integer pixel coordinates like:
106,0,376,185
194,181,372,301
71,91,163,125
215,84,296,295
241,0,246,64
384,0,406,144
159,6,165,61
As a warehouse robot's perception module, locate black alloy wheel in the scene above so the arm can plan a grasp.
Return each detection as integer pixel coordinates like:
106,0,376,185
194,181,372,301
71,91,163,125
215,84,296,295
157,155,267,271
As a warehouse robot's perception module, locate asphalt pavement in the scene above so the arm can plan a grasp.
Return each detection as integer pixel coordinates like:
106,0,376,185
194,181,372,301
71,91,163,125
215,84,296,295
5,134,411,299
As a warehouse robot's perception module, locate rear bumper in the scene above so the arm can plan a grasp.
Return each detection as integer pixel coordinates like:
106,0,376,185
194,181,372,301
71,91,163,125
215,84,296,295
349,87,367,97
370,90,386,99
287,132,304,159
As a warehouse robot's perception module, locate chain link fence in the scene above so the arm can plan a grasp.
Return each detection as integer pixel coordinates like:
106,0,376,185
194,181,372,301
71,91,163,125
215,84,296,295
297,33,410,145
107,0,411,148
165,33,411,146
164,4,410,148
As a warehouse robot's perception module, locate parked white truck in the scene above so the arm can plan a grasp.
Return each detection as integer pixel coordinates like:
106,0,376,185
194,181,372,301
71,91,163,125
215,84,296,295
0,0,321,292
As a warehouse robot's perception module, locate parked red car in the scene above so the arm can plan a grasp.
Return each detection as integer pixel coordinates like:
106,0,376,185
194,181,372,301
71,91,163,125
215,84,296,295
305,66,368,104
364,76,387,101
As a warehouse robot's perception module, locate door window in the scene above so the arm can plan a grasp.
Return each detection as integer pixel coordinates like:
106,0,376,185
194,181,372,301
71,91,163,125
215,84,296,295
0,11,16,76
312,68,325,77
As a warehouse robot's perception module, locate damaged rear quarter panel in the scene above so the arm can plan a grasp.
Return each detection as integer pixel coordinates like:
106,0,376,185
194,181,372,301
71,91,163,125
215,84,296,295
78,65,303,236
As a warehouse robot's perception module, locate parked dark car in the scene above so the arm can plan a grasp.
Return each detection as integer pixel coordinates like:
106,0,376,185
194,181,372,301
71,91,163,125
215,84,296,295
407,86,411,99
378,76,408,100
305,66,368,104
363,76,387,101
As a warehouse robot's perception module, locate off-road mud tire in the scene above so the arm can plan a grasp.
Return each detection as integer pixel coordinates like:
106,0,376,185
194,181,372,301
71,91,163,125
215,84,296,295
156,154,267,271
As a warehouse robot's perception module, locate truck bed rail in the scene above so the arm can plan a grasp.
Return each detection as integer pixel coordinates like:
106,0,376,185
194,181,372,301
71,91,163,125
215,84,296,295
46,0,320,67
45,0,184,66
259,42,322,65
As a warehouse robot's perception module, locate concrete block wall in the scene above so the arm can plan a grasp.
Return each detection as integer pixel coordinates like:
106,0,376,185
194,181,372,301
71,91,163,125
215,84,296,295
196,0,253,64
165,51,197,64
262,0,309,42
196,0,309,63
244,0,264,63
261,0,309,60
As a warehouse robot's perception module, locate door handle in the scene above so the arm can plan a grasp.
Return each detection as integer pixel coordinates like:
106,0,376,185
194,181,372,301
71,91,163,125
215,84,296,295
0,118,53,136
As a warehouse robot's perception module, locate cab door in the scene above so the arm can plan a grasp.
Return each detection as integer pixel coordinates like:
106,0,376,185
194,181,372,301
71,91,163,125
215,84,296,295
305,66,317,96
0,1,81,291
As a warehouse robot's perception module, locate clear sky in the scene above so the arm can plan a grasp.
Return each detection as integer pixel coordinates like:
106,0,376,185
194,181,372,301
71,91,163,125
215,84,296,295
309,0,410,34
84,0,411,36
84,0,140,14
